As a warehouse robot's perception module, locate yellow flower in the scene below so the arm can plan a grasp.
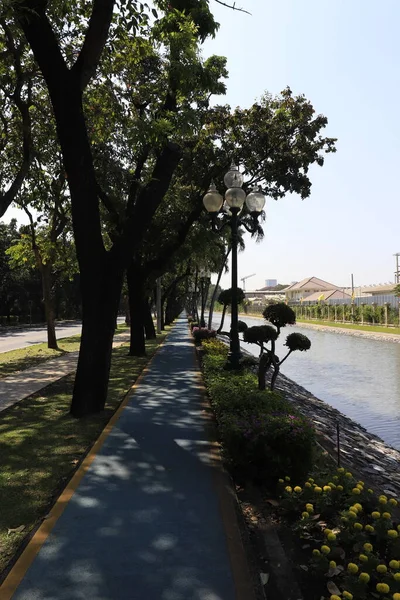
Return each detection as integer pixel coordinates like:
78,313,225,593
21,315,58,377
379,495,388,505
348,510,358,519
312,549,321,557
321,545,331,555
354,503,363,512
314,486,322,493
377,564,388,574
363,543,373,552
302,512,309,519
347,562,359,574
397,524,400,532
329,560,337,568
327,533,337,542
354,522,363,531
357,480,364,486
294,486,302,493
368,488,374,494
388,530,399,539
333,475,339,481
330,596,341,600
341,516,348,523
343,593,353,600
278,478,284,483
389,560,400,569
383,512,392,519
376,583,390,594
393,593,400,600
285,476,290,481
337,467,345,473
337,485,344,492
285,486,292,493
359,572,370,583
359,554,368,562
324,529,332,536
345,472,353,478
394,573,400,581
323,485,332,492
306,504,314,513
365,524,375,533
372,511,381,519
357,483,364,490
352,487,361,495
305,481,312,488
308,477,314,483
389,498,398,507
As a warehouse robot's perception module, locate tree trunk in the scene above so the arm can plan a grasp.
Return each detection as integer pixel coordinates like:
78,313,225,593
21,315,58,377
71,261,123,417
218,304,227,333
258,352,272,391
208,247,231,329
161,298,166,330
270,341,280,391
127,263,146,356
41,263,58,350
144,299,156,339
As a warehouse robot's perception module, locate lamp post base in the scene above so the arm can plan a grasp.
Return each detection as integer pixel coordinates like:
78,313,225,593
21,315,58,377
225,350,242,371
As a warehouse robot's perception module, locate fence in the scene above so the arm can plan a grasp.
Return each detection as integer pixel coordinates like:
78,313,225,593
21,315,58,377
293,302,400,327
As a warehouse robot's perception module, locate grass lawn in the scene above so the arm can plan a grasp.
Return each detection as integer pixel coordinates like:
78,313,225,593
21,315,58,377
0,323,129,379
295,319,400,335
0,330,167,581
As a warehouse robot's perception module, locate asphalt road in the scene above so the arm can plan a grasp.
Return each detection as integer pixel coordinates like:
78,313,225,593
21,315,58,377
0,318,125,354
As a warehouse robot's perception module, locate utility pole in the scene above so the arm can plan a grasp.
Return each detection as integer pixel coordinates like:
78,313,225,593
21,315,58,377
394,253,400,284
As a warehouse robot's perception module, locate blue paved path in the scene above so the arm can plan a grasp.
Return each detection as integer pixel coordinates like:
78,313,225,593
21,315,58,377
13,317,237,600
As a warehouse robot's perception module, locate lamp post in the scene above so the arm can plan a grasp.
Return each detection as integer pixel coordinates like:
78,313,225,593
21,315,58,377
203,163,265,369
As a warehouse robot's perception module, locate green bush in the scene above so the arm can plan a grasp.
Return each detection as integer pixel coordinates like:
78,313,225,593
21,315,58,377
202,339,229,356
202,343,315,483
192,327,216,343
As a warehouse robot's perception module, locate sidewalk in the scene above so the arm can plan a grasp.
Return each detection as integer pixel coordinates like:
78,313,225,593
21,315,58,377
0,332,130,413
4,317,249,600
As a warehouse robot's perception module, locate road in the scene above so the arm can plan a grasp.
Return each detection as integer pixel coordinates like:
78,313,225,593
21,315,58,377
0,318,125,354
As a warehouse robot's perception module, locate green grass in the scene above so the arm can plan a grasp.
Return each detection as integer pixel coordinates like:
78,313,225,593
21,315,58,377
0,323,129,379
295,319,400,335
0,329,166,580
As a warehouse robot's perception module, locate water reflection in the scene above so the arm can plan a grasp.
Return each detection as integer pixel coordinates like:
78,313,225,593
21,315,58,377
211,314,400,450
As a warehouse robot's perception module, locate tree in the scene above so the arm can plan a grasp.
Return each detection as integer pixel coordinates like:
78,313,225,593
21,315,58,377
243,303,311,390
217,287,245,333
6,1,336,417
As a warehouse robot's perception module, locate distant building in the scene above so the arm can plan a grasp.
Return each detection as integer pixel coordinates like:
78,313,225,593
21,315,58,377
284,276,346,303
265,279,277,287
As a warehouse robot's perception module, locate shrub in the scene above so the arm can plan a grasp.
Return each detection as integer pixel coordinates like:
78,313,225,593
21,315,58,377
192,327,216,343
202,340,315,483
285,332,312,352
190,321,199,331
263,302,296,334
202,339,229,356
238,320,248,333
219,409,314,482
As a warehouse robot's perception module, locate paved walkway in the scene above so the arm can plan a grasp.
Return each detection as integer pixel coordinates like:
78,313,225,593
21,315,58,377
8,317,241,600
0,333,130,413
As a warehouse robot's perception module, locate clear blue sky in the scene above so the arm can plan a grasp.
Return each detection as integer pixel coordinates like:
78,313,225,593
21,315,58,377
203,0,400,290
3,0,399,291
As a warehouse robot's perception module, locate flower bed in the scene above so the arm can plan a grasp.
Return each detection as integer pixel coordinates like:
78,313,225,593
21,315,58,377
278,470,400,600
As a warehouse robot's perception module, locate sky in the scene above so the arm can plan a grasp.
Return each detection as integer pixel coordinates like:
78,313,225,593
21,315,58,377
2,0,400,291
201,0,400,290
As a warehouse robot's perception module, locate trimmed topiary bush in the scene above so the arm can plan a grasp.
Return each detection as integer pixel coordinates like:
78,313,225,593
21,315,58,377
192,327,216,344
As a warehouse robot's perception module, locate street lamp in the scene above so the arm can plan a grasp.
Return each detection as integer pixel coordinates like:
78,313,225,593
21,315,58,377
203,163,265,369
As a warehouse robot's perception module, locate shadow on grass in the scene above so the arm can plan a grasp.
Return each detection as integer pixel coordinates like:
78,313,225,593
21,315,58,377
0,334,165,580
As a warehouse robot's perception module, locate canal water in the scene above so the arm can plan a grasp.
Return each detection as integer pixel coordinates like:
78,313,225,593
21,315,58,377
211,314,400,450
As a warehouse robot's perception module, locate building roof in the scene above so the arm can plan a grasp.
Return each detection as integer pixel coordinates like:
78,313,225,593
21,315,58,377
303,289,352,302
284,276,340,292
360,284,396,294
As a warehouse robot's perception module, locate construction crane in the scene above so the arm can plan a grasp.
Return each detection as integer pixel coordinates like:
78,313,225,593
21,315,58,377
240,273,256,291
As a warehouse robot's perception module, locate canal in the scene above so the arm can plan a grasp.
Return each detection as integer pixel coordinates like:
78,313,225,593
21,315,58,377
211,314,400,450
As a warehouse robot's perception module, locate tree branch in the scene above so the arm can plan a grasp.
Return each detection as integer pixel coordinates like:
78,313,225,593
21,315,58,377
71,0,116,90
214,0,251,15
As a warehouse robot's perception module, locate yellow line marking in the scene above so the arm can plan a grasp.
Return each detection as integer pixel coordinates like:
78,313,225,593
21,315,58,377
0,336,168,600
